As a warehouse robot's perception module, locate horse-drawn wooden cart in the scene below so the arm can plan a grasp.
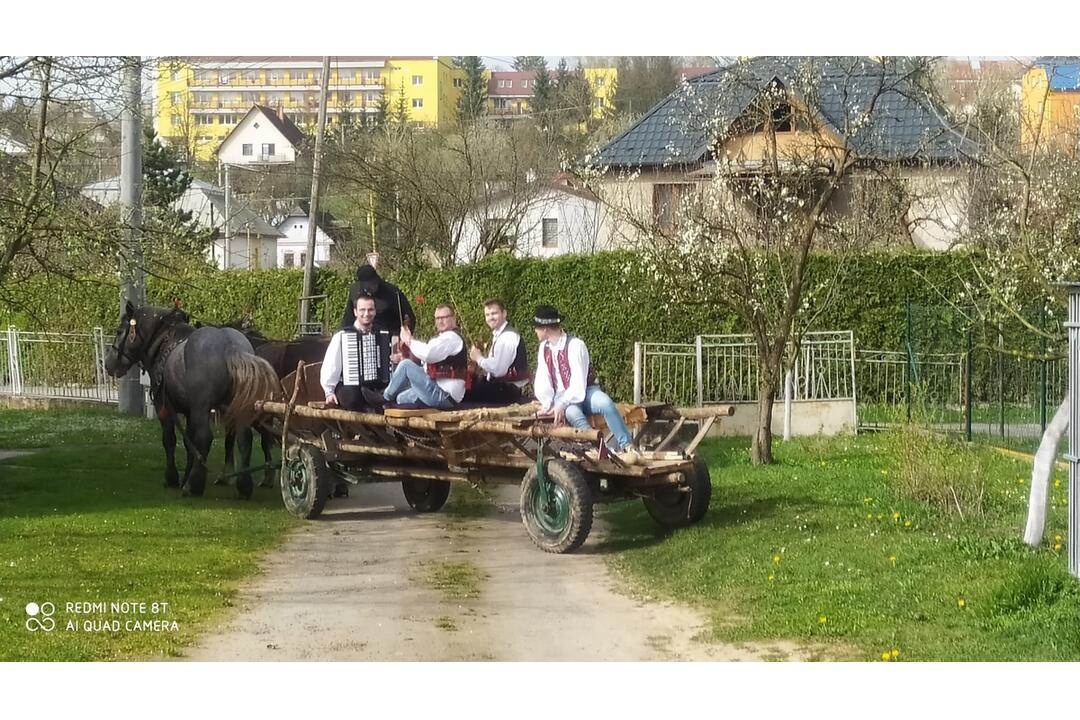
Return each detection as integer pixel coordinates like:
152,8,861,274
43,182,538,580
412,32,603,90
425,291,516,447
256,362,733,554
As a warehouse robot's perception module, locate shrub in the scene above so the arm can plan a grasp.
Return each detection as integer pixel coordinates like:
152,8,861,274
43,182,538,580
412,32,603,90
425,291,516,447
884,425,989,517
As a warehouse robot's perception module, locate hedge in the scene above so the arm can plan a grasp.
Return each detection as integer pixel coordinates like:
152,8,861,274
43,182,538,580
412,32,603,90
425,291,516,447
0,251,1059,401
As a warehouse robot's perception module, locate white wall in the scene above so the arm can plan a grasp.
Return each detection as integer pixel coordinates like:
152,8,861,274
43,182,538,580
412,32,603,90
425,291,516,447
456,189,616,264
210,235,278,270
275,215,334,267
217,110,296,165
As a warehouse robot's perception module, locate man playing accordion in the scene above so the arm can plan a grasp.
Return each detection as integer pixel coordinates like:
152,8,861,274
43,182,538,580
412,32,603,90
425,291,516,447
321,293,392,410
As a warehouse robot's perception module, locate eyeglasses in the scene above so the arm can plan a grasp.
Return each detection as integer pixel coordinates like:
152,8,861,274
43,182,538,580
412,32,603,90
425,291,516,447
434,315,453,320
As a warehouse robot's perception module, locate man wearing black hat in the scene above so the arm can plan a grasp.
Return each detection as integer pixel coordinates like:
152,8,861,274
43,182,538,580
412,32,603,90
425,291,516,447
532,304,639,464
340,264,414,336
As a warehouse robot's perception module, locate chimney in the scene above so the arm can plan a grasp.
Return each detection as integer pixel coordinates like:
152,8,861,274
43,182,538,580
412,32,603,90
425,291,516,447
277,105,284,121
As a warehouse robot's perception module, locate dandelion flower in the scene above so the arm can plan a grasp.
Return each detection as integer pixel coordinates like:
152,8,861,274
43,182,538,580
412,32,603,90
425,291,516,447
881,651,891,661
768,574,775,582
891,648,900,658
888,555,897,563
867,513,873,520
773,554,782,564
1054,543,1063,552
892,511,901,522
881,470,889,476
957,597,966,608
904,520,912,528
818,615,828,625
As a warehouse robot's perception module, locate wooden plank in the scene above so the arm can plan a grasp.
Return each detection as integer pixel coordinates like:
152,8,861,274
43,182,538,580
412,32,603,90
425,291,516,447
683,416,717,455
384,407,441,418
335,441,443,461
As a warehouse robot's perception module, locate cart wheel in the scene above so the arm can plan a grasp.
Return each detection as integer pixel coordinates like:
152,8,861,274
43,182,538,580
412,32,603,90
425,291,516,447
643,455,712,529
520,459,593,554
402,478,451,512
280,445,333,519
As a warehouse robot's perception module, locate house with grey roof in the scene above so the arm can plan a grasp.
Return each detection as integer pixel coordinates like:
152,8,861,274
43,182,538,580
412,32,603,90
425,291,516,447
588,57,980,250
81,176,282,269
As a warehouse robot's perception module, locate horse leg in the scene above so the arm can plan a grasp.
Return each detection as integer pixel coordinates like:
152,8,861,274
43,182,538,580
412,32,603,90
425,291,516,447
236,427,254,500
217,428,236,487
158,405,180,488
182,409,213,497
258,426,276,488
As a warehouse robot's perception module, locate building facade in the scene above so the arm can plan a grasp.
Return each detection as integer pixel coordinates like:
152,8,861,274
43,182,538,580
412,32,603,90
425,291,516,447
155,56,464,161
1021,57,1080,153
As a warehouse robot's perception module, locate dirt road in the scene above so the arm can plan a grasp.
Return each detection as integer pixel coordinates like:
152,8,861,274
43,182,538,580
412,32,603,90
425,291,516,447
186,484,814,661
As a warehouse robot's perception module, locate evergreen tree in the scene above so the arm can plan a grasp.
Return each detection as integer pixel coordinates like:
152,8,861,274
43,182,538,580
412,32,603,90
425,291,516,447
530,58,555,122
611,56,679,117
392,79,410,127
455,56,488,126
513,56,545,72
142,126,191,209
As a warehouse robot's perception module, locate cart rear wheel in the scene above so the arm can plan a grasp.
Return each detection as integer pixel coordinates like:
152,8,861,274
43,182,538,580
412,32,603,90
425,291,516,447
642,455,712,529
280,445,333,519
520,459,593,554
402,478,451,512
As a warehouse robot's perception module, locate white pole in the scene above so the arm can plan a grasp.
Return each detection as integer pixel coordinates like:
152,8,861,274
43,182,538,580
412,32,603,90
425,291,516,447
118,57,144,416
223,163,231,269
301,56,332,330
633,342,642,405
783,367,793,441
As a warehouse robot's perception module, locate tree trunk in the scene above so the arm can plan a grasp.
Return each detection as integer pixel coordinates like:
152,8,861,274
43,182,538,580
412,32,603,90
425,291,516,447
751,377,778,465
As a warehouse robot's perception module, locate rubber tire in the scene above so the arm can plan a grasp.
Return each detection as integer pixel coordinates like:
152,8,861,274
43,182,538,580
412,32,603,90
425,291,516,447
280,445,333,519
520,459,593,554
402,478,451,512
642,455,712,529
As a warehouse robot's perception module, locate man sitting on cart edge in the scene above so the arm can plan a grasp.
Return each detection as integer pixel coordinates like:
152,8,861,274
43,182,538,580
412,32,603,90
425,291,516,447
531,304,639,465
320,293,390,410
466,297,530,405
382,304,467,409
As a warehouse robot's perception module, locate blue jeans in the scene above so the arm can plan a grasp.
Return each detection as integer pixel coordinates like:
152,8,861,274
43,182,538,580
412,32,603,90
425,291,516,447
383,359,454,409
563,385,633,451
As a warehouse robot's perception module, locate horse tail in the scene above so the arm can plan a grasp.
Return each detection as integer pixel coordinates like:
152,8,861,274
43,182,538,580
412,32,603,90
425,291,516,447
223,351,280,431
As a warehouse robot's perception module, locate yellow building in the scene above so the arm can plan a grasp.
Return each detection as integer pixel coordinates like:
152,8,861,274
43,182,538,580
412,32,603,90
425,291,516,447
156,56,464,161
583,68,617,119
1020,57,1080,153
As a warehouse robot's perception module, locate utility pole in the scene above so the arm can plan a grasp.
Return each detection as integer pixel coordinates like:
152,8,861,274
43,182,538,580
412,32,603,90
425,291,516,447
222,162,231,269
300,56,331,332
118,56,145,416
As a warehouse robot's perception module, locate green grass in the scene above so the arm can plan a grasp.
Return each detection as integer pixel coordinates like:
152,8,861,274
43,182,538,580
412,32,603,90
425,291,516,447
601,434,1078,661
0,407,296,660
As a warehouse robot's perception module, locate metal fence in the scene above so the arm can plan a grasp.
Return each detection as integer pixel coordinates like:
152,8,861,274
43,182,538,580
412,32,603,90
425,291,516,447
2,326,120,402
633,331,857,408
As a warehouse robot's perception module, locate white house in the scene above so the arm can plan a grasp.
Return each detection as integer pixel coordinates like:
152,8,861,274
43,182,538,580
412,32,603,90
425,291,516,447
273,204,338,268
0,132,28,156
216,105,304,165
81,177,282,270
456,178,617,264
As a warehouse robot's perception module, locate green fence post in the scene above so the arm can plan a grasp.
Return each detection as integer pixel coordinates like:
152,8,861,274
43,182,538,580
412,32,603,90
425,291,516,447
905,302,912,423
1041,306,1048,433
998,321,1005,440
966,327,973,442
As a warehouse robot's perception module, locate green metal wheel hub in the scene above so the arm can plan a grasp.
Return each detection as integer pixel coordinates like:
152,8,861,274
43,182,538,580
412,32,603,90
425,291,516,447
530,481,571,536
286,457,308,500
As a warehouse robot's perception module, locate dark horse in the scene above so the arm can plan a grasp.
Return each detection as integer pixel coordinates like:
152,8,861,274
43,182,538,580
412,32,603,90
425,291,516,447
104,302,280,499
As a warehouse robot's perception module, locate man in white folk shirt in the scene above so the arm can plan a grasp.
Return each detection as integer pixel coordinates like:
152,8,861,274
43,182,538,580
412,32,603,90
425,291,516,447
320,292,388,410
382,304,467,409
467,297,529,405
531,304,639,464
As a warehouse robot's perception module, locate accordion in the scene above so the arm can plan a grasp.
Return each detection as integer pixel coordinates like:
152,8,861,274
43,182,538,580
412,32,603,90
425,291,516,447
341,329,391,387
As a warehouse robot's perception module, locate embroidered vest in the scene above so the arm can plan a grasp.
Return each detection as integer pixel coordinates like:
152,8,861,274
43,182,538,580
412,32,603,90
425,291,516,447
542,336,595,393
426,331,470,388
491,325,530,382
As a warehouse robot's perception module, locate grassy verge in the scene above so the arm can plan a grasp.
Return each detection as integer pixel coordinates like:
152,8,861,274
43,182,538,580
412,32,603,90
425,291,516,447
601,433,1078,661
0,407,296,660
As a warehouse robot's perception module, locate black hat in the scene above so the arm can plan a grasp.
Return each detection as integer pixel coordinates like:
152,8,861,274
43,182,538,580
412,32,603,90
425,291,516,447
533,305,562,326
354,264,382,293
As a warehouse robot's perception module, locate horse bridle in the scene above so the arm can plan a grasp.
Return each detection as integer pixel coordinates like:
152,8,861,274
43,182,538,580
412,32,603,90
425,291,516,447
112,317,144,368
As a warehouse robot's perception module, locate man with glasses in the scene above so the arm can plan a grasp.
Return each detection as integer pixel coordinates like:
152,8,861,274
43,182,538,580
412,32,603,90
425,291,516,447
382,304,467,409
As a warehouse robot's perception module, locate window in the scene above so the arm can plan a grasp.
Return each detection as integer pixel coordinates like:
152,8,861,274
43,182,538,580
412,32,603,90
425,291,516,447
483,218,516,247
219,71,232,85
542,218,558,248
652,183,692,232
363,70,380,84
596,97,605,108
241,143,253,156
520,80,528,88
497,79,505,88
453,77,463,88
269,71,282,84
261,143,276,157
596,76,605,87
283,252,294,267
170,92,182,106
412,98,423,108
221,114,237,125
300,252,307,266
170,114,181,127
412,75,423,86
195,114,214,125
338,91,352,104
170,69,180,81
193,70,214,84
